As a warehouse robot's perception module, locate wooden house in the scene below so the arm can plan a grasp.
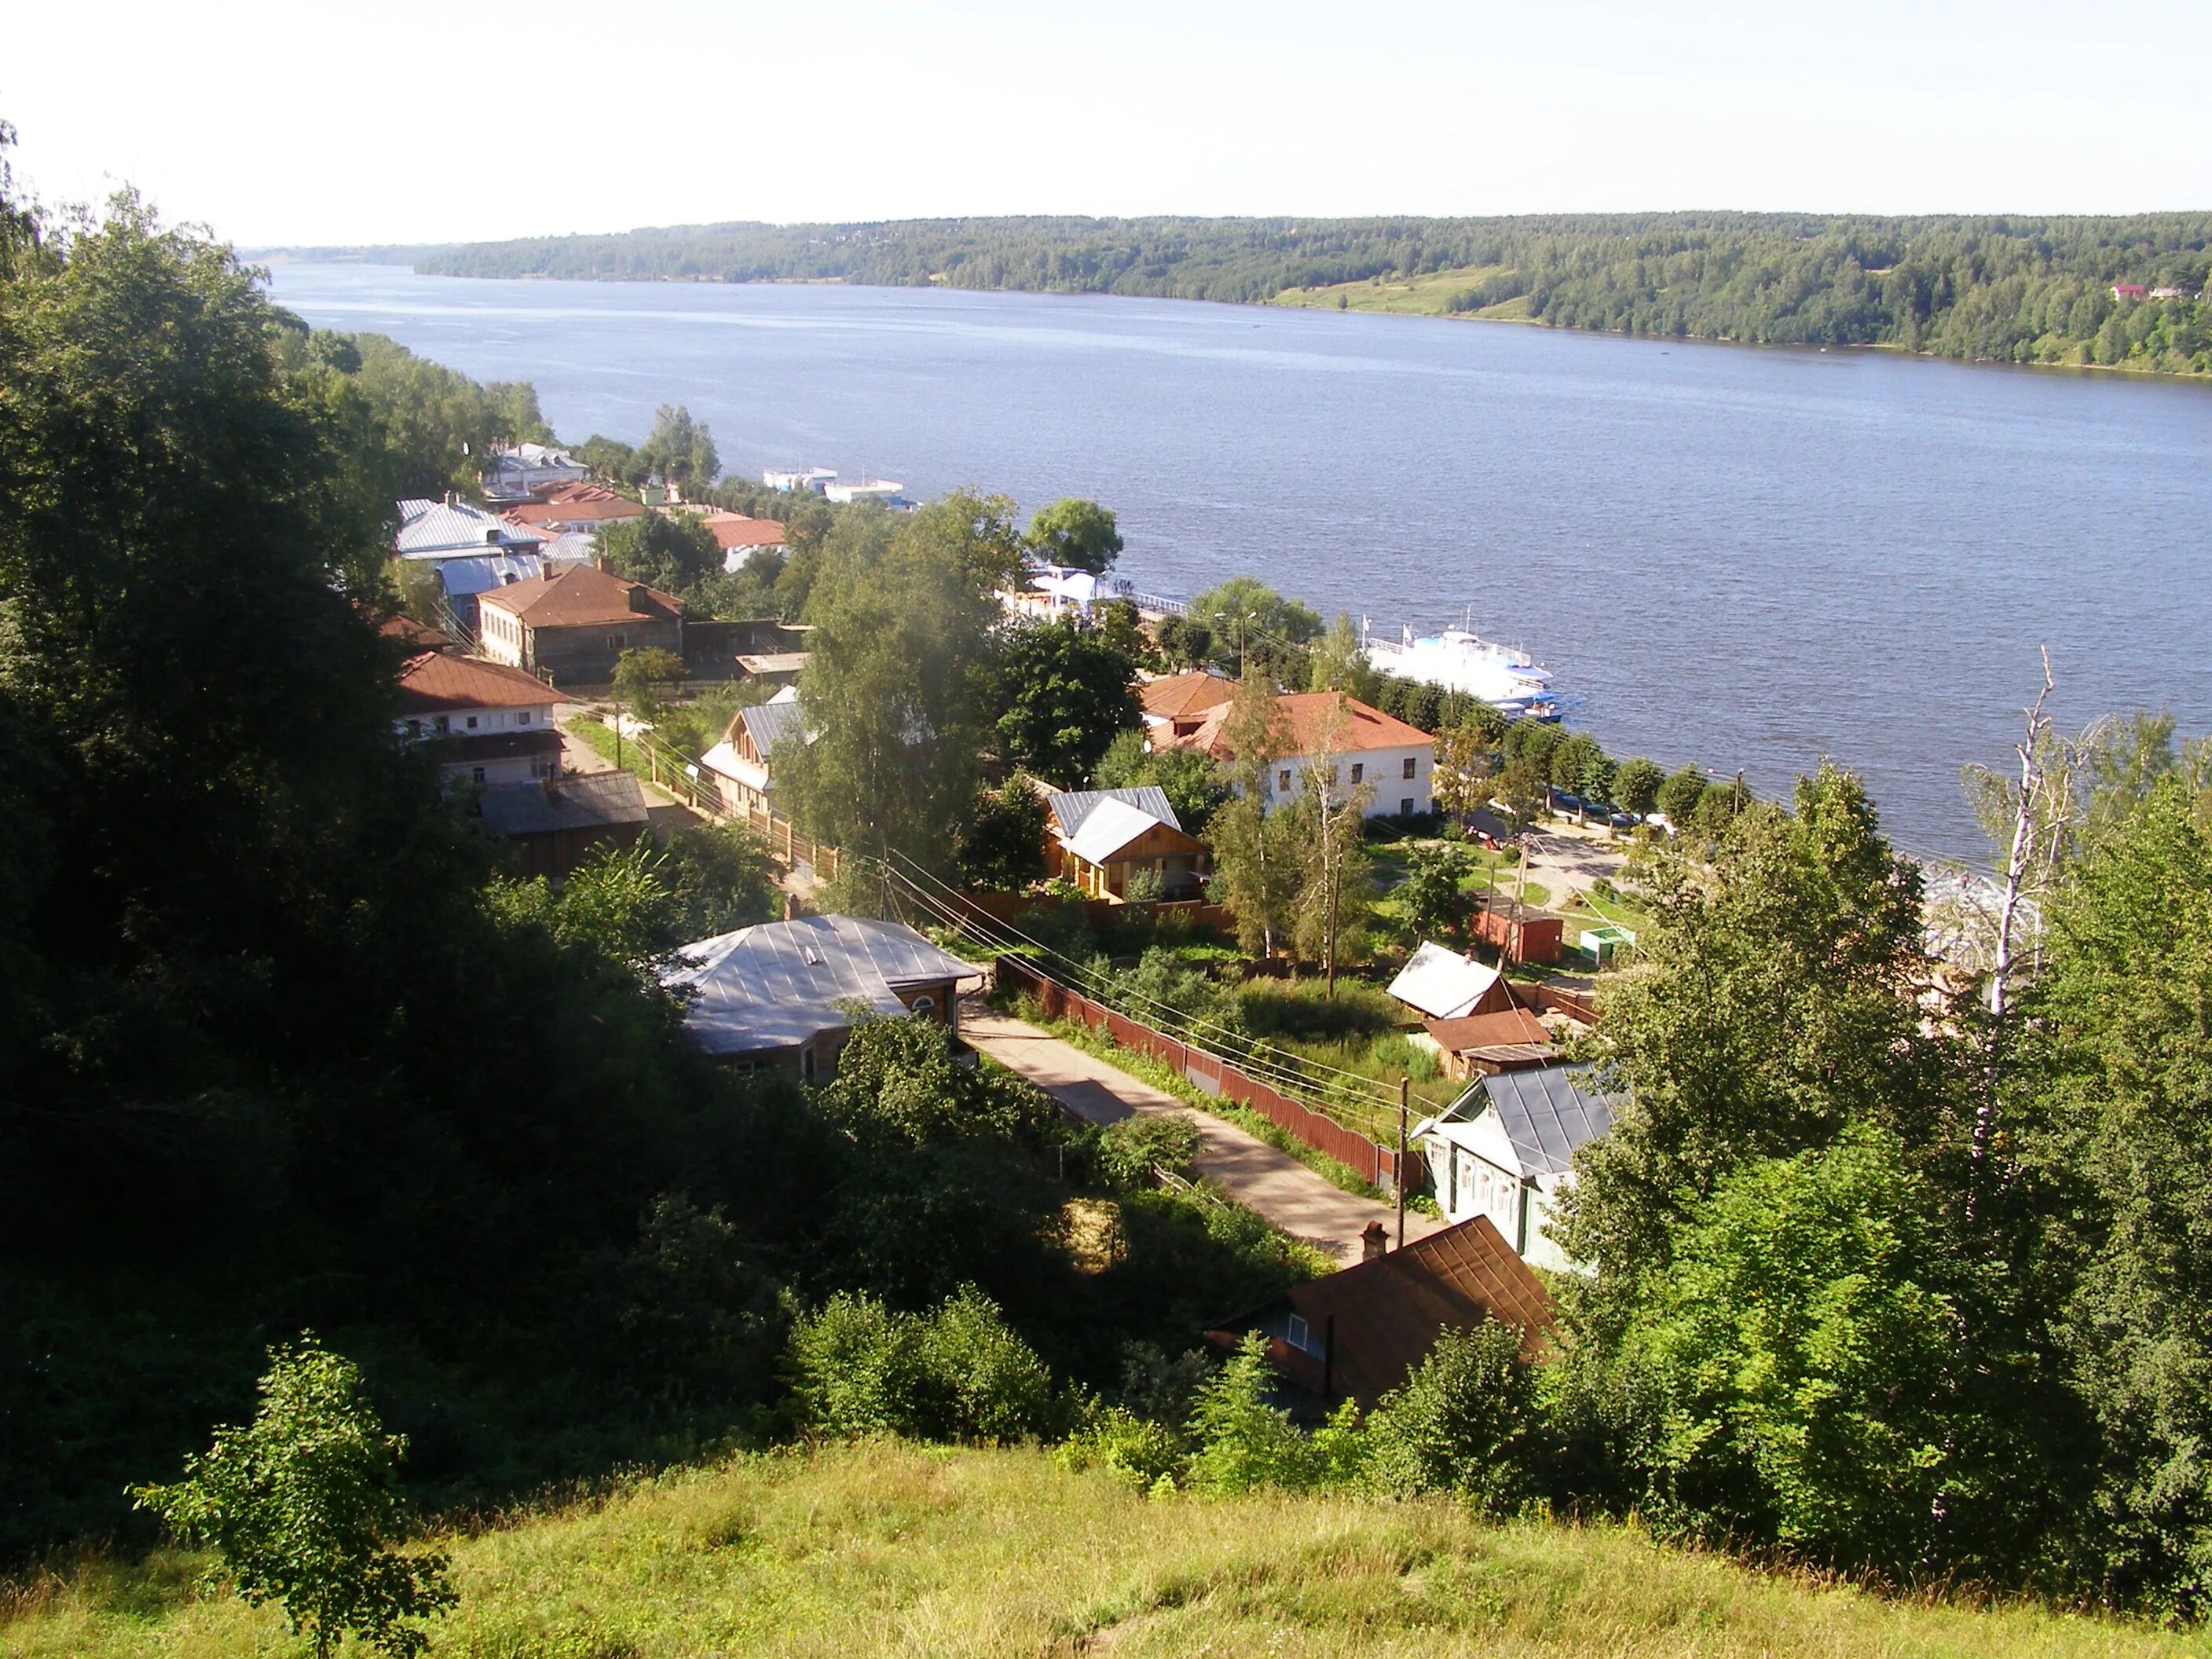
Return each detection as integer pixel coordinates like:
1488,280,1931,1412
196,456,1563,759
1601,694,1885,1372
1470,894,1565,965
1044,786,1209,901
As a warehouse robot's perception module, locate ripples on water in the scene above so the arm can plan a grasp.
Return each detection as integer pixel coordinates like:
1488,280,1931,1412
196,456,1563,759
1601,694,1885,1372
269,263,2212,862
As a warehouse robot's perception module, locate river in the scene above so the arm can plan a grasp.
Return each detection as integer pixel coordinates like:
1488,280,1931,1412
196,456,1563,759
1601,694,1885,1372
267,262,2212,863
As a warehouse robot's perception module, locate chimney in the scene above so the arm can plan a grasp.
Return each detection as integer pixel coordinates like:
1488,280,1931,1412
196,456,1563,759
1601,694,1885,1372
782,892,796,923
1361,1221,1388,1262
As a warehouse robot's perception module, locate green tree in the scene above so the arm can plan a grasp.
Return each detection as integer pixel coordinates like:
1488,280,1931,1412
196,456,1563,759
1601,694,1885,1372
1654,763,1709,826
957,778,1050,891
637,402,720,497
654,822,781,939
1306,610,1377,699
579,433,645,485
1095,729,1232,837
1291,715,1376,994
1026,496,1124,573
132,1337,456,1659
991,613,1142,782
599,510,721,595
1401,843,1474,940
1364,1320,1544,1510
1185,1332,1324,1492
1432,723,1495,819
1154,613,1214,671
1186,577,1322,682
613,645,689,722
1612,756,1665,817
1207,674,1300,958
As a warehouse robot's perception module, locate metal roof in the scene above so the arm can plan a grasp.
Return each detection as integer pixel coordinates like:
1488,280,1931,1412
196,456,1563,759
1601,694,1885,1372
397,499,544,557
664,914,984,1057
1386,941,1502,1020
433,553,548,599
1463,1063,1618,1178
1047,786,1179,840
476,771,648,837
739,699,811,756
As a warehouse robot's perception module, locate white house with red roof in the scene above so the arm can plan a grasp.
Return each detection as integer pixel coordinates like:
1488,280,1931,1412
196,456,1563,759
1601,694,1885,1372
393,652,562,787
1166,690,1435,819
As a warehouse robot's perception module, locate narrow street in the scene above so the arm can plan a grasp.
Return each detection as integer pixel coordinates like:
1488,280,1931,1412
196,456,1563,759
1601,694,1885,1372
961,1002,1441,1265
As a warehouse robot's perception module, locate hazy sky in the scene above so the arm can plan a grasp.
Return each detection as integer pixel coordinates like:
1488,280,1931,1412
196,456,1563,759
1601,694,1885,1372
7,0,2207,247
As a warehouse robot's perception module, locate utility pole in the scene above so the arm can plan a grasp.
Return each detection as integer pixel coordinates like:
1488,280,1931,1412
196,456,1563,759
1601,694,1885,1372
1396,1076,1409,1251
613,694,624,771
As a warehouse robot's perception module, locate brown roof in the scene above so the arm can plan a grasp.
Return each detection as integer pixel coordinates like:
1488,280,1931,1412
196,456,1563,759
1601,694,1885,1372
1425,1009,1554,1054
1139,669,1236,722
396,651,557,715
477,563,684,628
700,513,787,553
378,613,460,654
1288,1218,1552,1406
501,486,646,528
1174,690,1433,762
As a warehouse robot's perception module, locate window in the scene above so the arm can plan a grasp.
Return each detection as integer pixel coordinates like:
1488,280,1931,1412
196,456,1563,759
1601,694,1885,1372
471,767,487,785
801,1046,818,1085
466,715,479,730
433,715,449,735
910,994,936,1013
405,719,421,739
517,712,531,725
1401,797,1415,815
1350,761,1364,783
608,632,628,650
1277,769,1291,792
1403,756,1417,779
1285,1313,1312,1353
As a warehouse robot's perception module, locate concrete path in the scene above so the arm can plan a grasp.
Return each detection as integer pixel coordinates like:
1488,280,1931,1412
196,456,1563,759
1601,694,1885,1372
961,1003,1441,1265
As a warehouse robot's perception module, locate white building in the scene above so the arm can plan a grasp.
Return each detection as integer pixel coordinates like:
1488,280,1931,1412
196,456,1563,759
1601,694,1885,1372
763,467,839,494
1166,690,1435,820
481,443,591,503
1415,1064,1618,1272
392,651,562,788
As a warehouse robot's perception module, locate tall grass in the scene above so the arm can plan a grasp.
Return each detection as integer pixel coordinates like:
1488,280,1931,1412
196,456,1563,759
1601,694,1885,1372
7,1443,2202,1659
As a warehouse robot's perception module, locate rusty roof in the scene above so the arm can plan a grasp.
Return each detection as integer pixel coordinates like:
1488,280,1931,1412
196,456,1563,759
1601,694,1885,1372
1139,669,1236,722
1425,1008,1554,1053
1172,689,1434,762
1278,1217,1552,1408
396,651,557,714
477,563,684,628
501,488,646,527
701,513,788,551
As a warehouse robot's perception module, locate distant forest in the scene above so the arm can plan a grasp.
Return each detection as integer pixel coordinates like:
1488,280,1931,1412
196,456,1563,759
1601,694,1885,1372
415,212,2212,373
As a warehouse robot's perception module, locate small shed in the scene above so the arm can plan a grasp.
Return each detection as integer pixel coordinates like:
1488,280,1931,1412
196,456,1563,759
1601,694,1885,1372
477,772,650,879
1470,894,1565,966
1423,1008,1559,1081
1578,924,1636,965
1203,1216,1554,1419
1386,940,1514,1021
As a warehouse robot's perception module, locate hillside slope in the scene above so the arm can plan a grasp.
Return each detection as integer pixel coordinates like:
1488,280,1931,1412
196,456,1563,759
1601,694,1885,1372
7,1443,2203,1659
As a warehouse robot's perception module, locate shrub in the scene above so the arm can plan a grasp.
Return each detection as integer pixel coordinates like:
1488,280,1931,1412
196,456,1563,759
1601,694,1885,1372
1096,1113,1206,1188
1057,1404,1185,1488
1185,1331,1322,1492
786,1286,1064,1445
1364,1320,1544,1511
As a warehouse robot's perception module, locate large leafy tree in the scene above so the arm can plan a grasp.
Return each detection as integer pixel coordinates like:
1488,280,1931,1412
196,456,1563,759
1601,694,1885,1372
637,402,720,496
991,613,1142,782
1025,496,1122,574
1185,576,1322,683
1095,730,1229,837
599,510,722,595
1207,673,1301,958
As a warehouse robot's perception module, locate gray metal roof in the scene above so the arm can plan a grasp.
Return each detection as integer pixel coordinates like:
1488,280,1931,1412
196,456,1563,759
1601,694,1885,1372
1047,786,1179,840
397,499,544,557
477,772,647,837
1471,1064,1618,1177
664,914,984,1057
739,699,812,756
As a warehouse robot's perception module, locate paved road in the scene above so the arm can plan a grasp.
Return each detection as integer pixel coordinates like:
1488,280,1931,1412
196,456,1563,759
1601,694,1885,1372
962,1004,1441,1265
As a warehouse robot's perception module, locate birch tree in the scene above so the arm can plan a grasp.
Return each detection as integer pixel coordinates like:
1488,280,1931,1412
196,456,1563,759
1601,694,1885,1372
1291,699,1375,995
1208,672,1298,959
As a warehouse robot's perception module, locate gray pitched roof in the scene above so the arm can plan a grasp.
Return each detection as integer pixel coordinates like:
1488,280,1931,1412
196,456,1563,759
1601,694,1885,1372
1472,1064,1618,1177
476,771,648,837
664,914,984,1057
1046,786,1180,840
397,499,544,558
740,699,812,756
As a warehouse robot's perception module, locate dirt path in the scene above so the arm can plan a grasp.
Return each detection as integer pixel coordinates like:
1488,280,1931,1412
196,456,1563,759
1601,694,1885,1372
961,1004,1441,1265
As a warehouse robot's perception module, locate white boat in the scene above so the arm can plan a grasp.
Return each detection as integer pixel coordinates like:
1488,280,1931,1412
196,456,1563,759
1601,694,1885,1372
1361,617,1558,718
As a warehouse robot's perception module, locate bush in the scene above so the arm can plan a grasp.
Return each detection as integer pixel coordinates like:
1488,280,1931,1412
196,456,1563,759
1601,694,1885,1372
1364,1320,1545,1511
1185,1332,1322,1492
1057,1404,1185,1489
1096,1113,1206,1188
786,1286,1063,1444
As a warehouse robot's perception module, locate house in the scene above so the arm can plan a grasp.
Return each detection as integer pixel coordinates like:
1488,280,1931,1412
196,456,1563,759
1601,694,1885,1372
699,694,811,819
1423,1008,1559,1082
481,442,591,503
664,914,985,1083
1386,940,1516,1021
698,511,788,572
500,484,646,534
1044,786,1210,901
1137,669,1236,742
377,613,462,655
764,467,838,494
1415,1064,1620,1271
2112,284,2149,302
394,651,562,787
2149,285,2193,301
1170,690,1434,819
1470,893,1565,965
477,771,650,878
476,563,685,686
395,496,551,628
1202,1215,1552,1417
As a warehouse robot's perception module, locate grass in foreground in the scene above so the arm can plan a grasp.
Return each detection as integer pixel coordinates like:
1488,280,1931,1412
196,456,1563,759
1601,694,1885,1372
6,1442,2203,1659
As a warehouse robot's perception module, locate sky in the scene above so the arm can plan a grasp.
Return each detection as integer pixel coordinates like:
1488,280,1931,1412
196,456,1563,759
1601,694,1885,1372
6,0,2208,247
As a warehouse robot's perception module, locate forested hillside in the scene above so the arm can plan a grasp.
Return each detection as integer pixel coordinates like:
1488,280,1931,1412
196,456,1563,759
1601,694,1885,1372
417,211,2212,372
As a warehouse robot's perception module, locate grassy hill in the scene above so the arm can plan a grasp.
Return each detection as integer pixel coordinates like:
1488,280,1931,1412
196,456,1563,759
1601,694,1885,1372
6,1443,2203,1659
1265,264,1533,321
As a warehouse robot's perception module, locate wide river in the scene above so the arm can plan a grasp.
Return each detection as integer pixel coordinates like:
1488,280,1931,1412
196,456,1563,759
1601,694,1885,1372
269,262,2212,863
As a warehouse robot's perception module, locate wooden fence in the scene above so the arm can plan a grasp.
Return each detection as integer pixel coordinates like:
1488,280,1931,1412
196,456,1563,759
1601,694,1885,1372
595,720,841,881
996,955,1428,1199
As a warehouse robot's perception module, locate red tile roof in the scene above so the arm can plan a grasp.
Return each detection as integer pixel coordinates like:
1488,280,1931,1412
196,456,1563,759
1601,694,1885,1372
1425,1008,1555,1053
1172,690,1434,762
396,651,557,714
477,563,684,628
700,513,787,553
1139,669,1236,722
501,486,646,528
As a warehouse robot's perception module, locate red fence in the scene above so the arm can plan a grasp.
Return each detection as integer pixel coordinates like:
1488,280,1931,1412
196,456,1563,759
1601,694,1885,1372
996,956,1428,1198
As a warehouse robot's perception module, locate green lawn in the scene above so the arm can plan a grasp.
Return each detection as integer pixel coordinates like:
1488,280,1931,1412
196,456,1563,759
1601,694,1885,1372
1267,263,1529,320
9,1442,2200,1659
